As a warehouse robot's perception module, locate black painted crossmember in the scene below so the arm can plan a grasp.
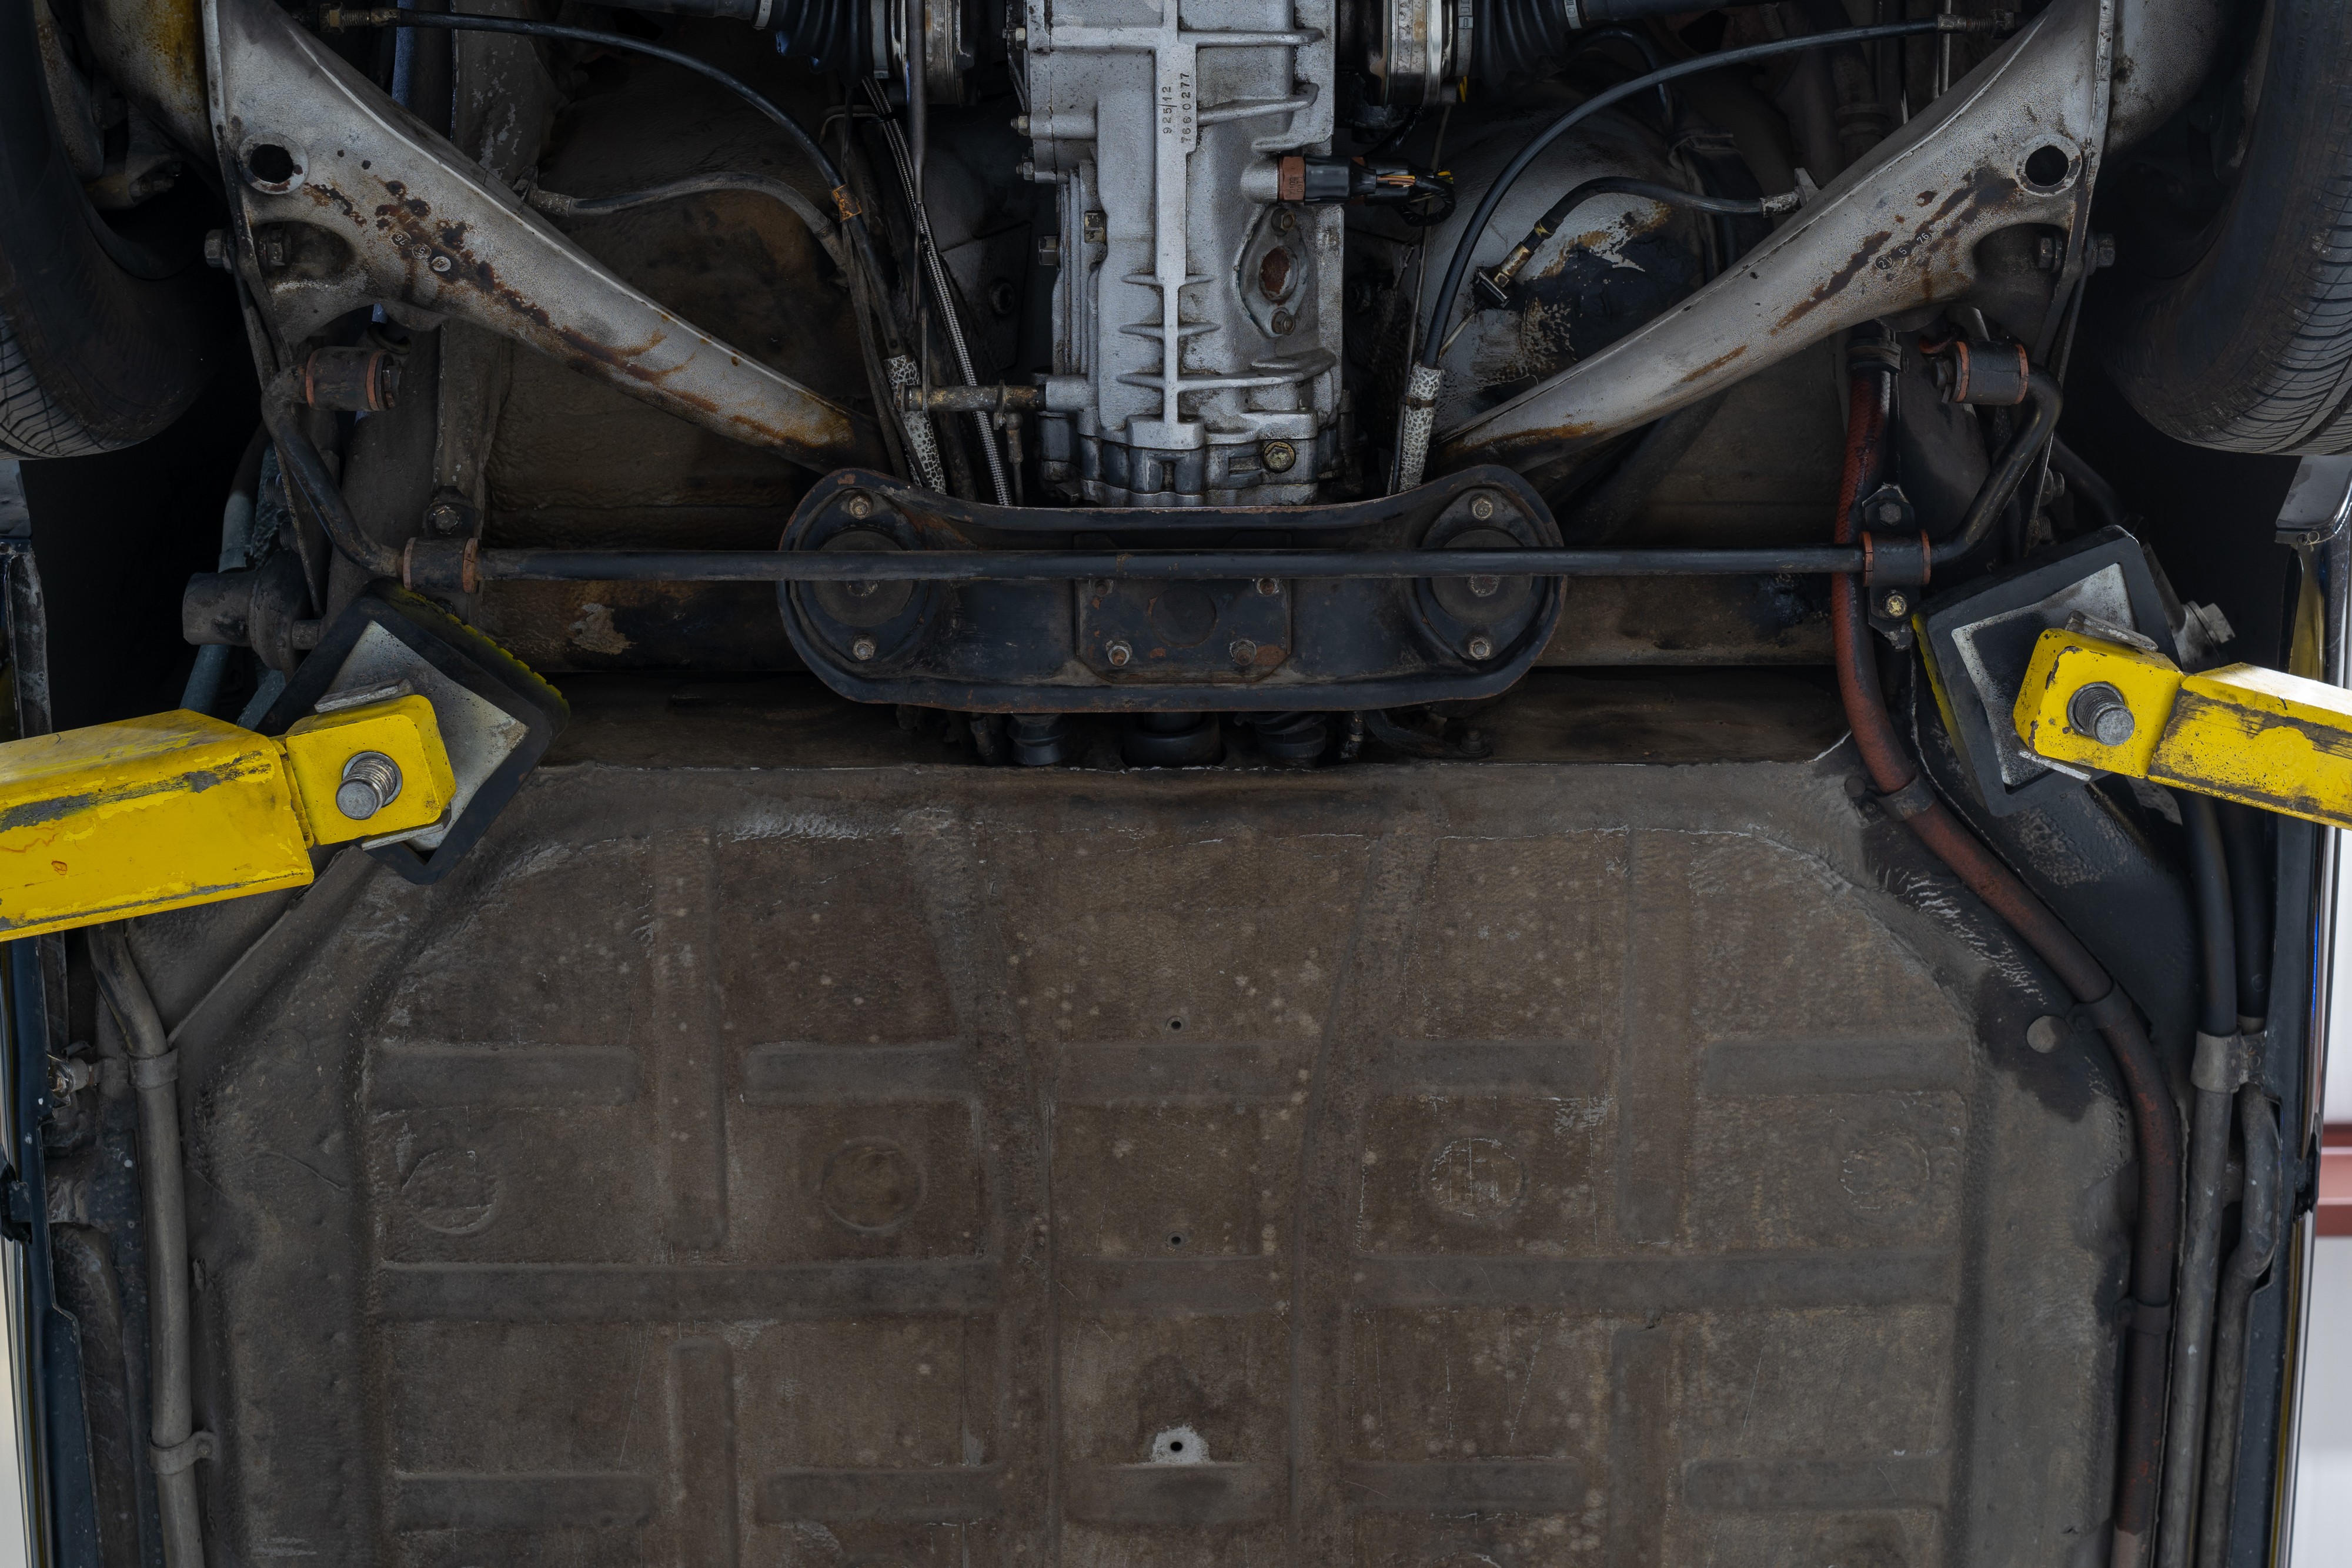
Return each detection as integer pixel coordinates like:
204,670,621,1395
777,467,1572,713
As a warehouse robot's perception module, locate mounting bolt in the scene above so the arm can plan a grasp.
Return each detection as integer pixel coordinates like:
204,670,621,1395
429,253,453,273
1092,578,1115,596
1255,577,1280,596
1106,639,1132,667
1877,590,1909,618
2067,681,2136,745
201,229,230,270
2026,1015,2069,1054
844,493,873,519
256,232,288,270
1230,638,1259,664
1875,500,1905,525
1466,635,1494,660
1269,309,1295,335
850,636,878,661
1272,207,1295,234
335,752,403,821
1261,439,1298,473
1469,494,1495,520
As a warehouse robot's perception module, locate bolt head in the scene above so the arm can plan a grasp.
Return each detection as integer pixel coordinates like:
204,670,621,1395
1466,635,1494,660
1269,309,1295,336
845,494,873,519
1261,439,1298,473
1255,577,1280,596
1469,494,1495,520
202,230,229,269
2026,1015,2068,1054
850,636,878,661
1230,638,1258,664
1879,591,1908,618
1875,501,1905,524
1272,207,1295,233
1106,639,1132,667
430,253,453,273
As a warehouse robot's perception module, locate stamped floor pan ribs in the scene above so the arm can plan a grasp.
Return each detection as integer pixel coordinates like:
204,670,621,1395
166,686,2125,1567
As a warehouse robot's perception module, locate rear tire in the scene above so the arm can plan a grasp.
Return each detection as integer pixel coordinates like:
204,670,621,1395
2102,0,2352,454
0,0,221,457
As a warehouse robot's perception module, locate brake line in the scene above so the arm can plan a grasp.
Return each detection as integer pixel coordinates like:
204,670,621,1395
1829,329,2180,1568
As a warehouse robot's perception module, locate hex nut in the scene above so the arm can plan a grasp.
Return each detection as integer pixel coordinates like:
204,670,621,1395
335,751,403,821
850,636,878,661
1262,440,1298,473
1269,309,1295,336
2067,681,2136,746
1469,494,1495,520
1106,639,1132,667
845,494,873,519
1230,638,1258,664
1875,500,1905,524
1466,635,1494,660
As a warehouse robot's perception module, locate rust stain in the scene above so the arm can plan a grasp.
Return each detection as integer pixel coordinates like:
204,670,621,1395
294,166,869,458
1771,167,2024,335
1681,343,1748,383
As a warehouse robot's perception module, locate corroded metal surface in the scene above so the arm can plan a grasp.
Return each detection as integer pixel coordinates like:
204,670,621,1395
164,686,2130,1565
202,0,883,473
1437,0,2114,475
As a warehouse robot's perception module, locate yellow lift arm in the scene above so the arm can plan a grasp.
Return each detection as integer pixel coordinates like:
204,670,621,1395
0,695,456,940
2014,627,2352,825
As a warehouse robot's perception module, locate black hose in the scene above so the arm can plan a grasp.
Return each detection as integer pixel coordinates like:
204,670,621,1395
2049,434,2126,530
2196,1088,2282,1568
90,927,206,1568
336,11,845,189
1419,16,1971,370
1929,369,2062,569
1552,26,1672,128
259,380,404,581
2160,793,2240,1568
2219,804,2273,1027
2182,794,2239,1041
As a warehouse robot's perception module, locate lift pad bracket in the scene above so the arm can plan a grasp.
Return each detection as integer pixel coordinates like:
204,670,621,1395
2015,627,2352,825
0,697,454,940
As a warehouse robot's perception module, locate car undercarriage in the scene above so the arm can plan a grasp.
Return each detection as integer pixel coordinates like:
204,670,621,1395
0,0,2346,1563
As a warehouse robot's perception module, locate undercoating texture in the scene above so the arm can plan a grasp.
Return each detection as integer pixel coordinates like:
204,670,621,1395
155,691,2132,1567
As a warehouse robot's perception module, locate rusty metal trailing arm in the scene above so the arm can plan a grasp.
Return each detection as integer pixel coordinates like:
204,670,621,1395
201,0,887,473
1435,0,2114,476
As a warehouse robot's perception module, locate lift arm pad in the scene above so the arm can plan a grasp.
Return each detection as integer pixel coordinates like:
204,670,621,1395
2015,628,2352,825
0,700,454,940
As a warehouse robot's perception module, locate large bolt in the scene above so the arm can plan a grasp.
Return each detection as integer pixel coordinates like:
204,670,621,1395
1106,639,1132,667
335,752,403,821
1469,494,1495,520
1466,635,1494,660
845,493,873,519
2067,681,2136,745
850,636,878,661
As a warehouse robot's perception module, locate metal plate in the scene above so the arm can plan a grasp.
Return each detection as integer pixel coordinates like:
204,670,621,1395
168,680,2126,1566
